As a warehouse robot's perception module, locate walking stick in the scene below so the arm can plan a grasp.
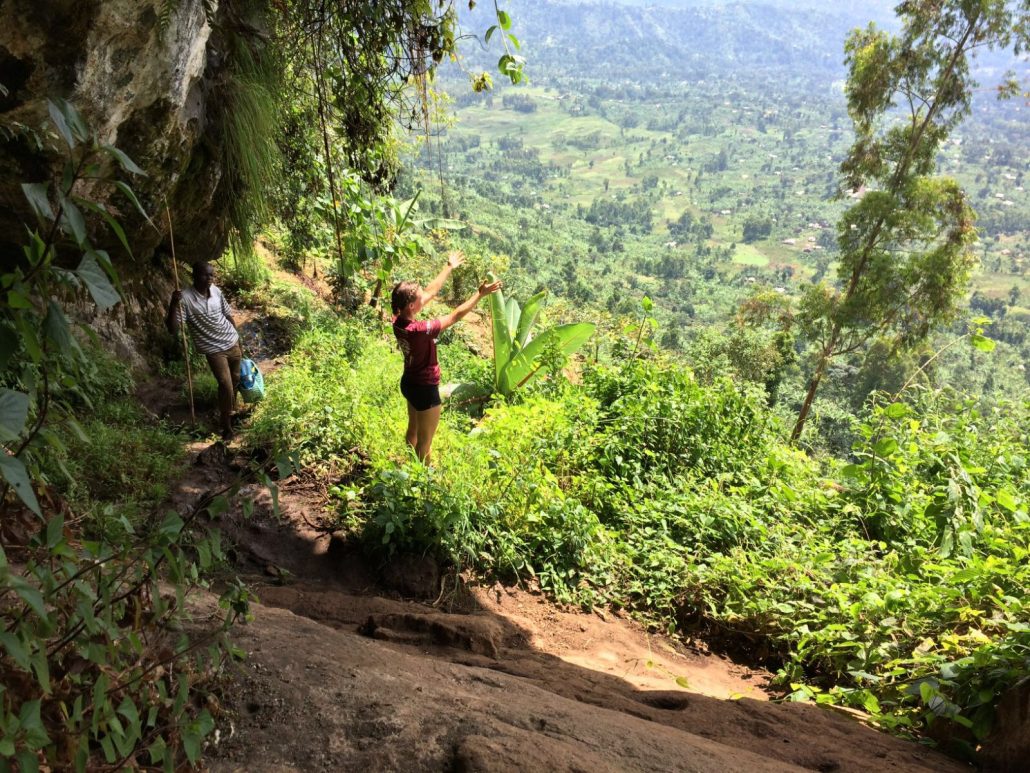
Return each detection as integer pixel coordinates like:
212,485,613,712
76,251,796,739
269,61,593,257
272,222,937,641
167,205,196,425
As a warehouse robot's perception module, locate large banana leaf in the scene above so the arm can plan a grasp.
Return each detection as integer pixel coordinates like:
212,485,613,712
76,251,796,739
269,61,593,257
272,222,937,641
504,297,521,342
514,290,547,350
418,217,466,231
395,190,421,231
488,283,511,389
499,322,595,394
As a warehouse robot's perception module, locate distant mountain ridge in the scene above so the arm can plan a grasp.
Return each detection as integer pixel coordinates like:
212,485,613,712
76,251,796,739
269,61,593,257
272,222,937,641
457,0,880,86
574,0,897,24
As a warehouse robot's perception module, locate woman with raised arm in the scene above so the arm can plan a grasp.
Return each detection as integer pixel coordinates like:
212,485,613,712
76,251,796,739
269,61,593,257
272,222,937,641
391,251,501,465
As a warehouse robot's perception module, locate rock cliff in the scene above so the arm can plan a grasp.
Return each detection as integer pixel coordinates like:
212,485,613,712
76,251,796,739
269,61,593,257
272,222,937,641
1,0,246,293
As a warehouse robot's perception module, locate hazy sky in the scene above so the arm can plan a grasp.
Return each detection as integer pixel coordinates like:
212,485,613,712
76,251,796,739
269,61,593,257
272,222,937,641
553,0,898,24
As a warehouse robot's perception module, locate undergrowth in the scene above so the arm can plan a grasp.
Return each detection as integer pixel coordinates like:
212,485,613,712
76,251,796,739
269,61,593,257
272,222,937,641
248,293,1030,752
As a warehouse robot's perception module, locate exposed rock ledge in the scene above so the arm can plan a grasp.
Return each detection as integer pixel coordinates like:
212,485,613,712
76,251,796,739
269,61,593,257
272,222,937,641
197,593,965,773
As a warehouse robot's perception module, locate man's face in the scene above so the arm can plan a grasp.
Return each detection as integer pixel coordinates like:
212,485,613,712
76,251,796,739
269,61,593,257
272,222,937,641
193,264,215,292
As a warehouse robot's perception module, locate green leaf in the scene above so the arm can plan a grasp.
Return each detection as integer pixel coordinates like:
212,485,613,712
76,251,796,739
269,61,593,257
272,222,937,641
101,144,146,176
0,631,31,671
59,195,88,246
0,388,29,442
21,183,54,222
885,402,908,419
76,252,121,310
504,297,520,342
0,325,19,372
100,736,116,764
487,276,511,389
13,315,41,363
54,98,89,143
48,99,76,148
0,737,13,757
31,650,50,694
484,24,497,43
148,737,167,765
117,697,140,735
18,699,51,750
43,300,79,356
674,676,690,689
948,567,979,584
919,681,937,704
7,289,32,309
862,692,881,713
0,454,40,516
514,290,547,350
114,180,152,224
182,710,215,764
499,322,595,394
10,575,47,619
873,437,898,456
507,33,521,51
75,197,132,257
995,489,1017,512
16,751,39,773
65,417,90,444
497,10,511,30
970,334,995,352
45,514,64,548
159,512,184,540
419,217,465,231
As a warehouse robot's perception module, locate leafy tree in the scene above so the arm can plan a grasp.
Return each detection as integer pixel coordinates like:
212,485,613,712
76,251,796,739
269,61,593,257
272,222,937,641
741,215,772,243
271,1,525,280
791,1,1029,442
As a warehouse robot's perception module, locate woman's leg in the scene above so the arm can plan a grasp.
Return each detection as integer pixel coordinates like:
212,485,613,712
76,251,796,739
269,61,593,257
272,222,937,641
405,401,418,450
414,405,441,465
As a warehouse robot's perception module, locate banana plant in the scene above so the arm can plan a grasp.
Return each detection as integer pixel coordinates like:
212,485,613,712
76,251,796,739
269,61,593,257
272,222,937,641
486,276,595,396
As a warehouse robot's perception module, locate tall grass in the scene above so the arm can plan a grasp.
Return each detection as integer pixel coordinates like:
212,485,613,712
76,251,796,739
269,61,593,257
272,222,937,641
220,21,283,259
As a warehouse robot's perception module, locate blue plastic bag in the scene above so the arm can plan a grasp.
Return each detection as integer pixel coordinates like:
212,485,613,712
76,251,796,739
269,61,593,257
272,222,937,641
239,358,265,403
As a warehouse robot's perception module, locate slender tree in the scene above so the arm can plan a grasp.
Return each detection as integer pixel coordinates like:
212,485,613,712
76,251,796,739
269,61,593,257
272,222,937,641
791,0,1029,443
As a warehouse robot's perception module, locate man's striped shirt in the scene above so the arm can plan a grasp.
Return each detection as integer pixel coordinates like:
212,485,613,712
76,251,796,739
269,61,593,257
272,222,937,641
176,285,239,354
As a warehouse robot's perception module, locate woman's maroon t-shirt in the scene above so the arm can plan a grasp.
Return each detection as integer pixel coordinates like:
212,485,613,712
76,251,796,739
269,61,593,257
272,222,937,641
393,316,442,385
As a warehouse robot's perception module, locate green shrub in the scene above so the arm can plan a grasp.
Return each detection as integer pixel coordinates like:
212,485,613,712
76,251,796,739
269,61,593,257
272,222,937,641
584,358,774,483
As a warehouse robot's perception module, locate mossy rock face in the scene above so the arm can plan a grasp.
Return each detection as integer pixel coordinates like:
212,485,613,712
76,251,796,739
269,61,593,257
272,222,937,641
0,0,239,291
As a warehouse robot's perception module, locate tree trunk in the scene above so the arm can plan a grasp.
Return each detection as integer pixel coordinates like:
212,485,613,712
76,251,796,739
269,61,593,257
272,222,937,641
791,335,836,443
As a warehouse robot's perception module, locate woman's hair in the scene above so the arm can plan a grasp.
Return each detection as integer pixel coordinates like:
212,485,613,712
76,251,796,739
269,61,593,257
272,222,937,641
391,281,421,315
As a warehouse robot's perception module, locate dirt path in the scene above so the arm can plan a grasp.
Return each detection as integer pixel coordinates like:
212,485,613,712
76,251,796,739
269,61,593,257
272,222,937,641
148,271,968,772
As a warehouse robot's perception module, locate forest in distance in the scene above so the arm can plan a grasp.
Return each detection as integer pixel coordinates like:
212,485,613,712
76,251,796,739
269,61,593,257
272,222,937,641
1,0,1029,768
409,0,1030,450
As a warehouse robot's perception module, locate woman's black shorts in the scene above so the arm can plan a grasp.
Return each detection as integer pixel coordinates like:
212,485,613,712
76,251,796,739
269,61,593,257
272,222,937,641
400,377,441,412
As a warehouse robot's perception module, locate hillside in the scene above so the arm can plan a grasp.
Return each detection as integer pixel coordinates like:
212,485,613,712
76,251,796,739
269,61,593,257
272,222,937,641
1,0,1028,769
415,0,1029,441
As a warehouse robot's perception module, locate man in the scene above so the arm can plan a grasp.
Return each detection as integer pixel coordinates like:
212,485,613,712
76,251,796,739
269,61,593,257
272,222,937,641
166,261,241,441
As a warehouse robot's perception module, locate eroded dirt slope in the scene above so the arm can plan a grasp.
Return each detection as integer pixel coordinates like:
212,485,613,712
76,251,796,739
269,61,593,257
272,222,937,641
161,439,966,773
